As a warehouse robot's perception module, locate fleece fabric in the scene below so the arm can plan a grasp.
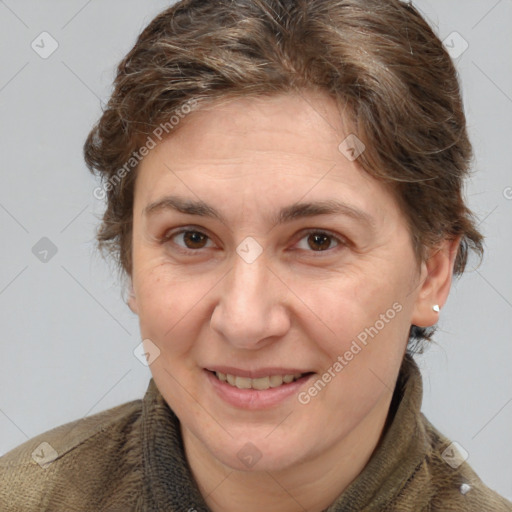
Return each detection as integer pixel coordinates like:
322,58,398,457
1,354,511,511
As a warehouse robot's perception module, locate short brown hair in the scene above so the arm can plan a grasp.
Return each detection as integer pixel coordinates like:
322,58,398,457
84,0,483,349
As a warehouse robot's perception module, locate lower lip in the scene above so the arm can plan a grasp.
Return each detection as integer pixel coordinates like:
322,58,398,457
205,370,314,410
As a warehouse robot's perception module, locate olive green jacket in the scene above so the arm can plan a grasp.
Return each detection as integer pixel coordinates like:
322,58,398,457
1,355,511,511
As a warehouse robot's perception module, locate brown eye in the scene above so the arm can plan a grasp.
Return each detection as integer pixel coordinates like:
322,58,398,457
181,231,209,249
307,233,332,251
164,229,213,252
295,230,342,253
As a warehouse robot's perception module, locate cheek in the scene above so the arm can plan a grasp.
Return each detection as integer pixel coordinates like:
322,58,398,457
294,273,410,419
292,275,413,402
132,260,216,353
132,260,182,332
292,263,409,348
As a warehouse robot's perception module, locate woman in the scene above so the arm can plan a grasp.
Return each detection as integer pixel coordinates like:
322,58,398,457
1,0,511,510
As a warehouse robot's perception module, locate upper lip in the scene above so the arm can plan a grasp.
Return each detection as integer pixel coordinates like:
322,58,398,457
205,366,313,379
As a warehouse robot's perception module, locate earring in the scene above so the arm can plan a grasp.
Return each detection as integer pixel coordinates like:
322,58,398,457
432,304,440,313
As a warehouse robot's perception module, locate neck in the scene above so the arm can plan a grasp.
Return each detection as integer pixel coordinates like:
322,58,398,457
181,392,394,512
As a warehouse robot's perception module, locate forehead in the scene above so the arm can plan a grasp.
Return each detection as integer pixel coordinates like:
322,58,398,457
134,92,398,226
157,92,348,161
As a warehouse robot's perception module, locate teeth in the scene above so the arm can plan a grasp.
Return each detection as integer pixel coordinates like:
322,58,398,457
252,376,270,390
215,371,304,390
269,375,284,388
235,376,252,389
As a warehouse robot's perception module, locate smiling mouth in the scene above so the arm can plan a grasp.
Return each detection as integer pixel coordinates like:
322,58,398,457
208,370,313,390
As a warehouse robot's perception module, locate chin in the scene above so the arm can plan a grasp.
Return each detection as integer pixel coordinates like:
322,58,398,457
223,446,300,473
199,429,311,473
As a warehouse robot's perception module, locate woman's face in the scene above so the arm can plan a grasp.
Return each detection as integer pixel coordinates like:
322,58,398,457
129,91,430,472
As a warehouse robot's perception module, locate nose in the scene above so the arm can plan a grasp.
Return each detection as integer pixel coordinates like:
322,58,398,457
209,251,291,350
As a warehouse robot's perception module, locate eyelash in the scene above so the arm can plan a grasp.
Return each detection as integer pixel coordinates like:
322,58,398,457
160,226,347,257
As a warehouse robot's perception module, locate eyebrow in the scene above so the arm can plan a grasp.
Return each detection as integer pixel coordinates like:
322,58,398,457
143,195,376,229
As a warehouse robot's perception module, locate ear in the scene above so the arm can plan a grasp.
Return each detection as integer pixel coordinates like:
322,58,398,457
127,280,139,315
411,236,461,328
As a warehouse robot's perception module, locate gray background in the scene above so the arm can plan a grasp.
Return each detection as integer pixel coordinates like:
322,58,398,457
0,0,511,501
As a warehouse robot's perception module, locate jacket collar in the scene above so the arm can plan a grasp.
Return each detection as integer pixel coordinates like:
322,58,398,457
326,354,428,510
140,354,426,511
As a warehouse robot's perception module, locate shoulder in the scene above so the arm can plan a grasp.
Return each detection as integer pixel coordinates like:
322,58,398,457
0,398,143,511
417,414,512,512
